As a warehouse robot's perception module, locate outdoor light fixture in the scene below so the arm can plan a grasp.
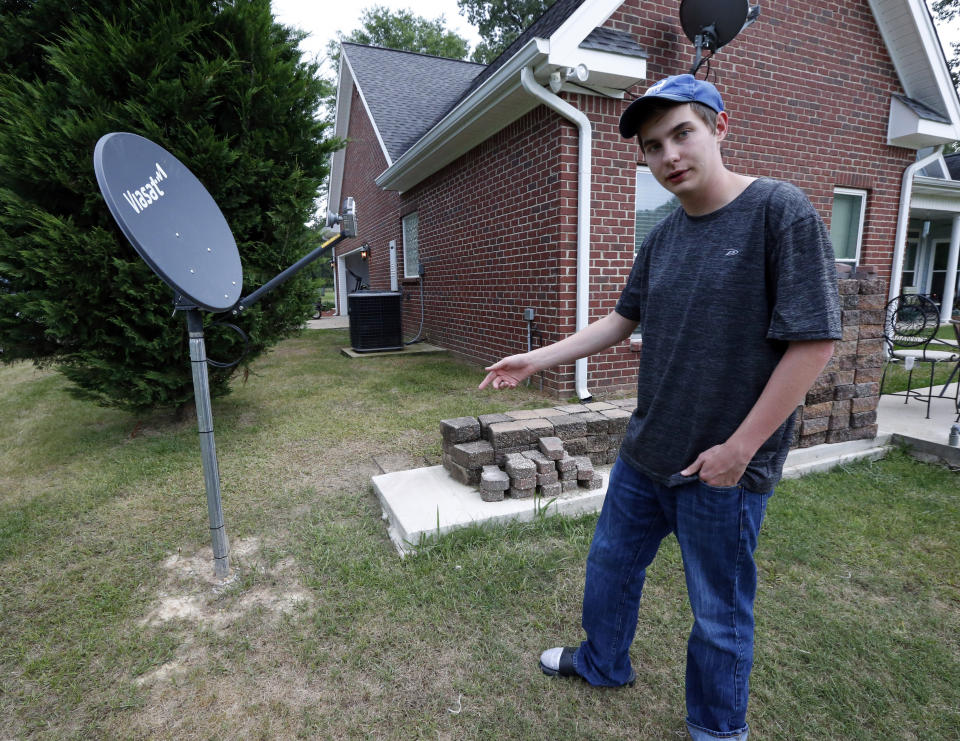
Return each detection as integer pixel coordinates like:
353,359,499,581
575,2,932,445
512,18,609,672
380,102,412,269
566,64,589,83
360,244,369,260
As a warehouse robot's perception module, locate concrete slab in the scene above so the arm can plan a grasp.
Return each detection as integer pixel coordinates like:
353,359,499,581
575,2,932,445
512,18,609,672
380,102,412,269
372,465,608,556
780,436,891,478
305,315,349,329
371,436,897,557
340,343,447,358
878,381,958,446
890,433,960,468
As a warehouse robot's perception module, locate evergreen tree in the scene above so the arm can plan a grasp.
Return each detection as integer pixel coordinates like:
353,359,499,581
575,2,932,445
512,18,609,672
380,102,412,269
0,0,338,412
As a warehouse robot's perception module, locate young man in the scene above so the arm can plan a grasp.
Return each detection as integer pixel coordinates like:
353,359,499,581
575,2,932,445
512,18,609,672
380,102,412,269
479,75,841,740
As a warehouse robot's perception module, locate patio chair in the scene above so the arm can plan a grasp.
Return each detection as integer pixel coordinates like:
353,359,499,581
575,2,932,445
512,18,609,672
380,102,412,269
938,319,960,422
880,294,960,419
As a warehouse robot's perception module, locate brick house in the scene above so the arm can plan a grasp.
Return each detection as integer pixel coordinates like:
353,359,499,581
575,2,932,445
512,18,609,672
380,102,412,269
327,0,960,402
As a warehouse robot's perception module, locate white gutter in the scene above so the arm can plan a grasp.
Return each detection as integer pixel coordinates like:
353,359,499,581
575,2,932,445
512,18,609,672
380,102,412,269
888,145,944,303
520,65,593,402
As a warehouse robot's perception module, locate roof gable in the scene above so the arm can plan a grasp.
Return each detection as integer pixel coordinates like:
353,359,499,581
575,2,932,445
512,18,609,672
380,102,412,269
341,43,485,163
868,0,960,146
331,0,959,203
456,0,588,104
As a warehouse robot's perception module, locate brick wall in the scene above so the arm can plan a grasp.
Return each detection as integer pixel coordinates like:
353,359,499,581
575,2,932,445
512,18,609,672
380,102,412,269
606,0,913,280
341,0,914,399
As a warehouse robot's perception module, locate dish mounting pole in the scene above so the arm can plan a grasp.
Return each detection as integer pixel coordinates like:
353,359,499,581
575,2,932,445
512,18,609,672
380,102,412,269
185,307,230,577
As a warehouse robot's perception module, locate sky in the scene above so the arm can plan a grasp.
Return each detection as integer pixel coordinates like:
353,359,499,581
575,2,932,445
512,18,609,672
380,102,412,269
272,0,959,78
271,0,482,75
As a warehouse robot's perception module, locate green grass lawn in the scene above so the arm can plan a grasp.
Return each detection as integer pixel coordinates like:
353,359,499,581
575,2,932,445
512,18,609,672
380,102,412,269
1,329,958,739
881,324,959,395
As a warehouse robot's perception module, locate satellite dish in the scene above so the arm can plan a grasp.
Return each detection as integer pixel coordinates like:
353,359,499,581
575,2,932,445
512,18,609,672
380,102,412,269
93,132,359,580
679,0,759,74
93,132,243,312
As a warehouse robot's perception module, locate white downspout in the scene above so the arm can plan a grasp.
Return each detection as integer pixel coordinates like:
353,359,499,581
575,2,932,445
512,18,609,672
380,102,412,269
888,146,944,302
941,215,959,324
520,65,593,402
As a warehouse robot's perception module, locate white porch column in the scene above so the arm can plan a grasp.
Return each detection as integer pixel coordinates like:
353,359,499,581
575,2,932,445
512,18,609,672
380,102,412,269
942,214,960,323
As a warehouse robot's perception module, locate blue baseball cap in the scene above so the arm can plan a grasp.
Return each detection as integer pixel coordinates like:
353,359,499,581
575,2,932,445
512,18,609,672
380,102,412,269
619,74,725,139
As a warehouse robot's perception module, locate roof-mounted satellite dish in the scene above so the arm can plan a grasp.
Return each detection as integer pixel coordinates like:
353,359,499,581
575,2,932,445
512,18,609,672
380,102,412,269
679,0,760,75
94,132,358,579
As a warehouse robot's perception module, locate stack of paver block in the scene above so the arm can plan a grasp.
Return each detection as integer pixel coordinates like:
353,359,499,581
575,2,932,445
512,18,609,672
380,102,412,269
440,401,634,502
794,272,885,447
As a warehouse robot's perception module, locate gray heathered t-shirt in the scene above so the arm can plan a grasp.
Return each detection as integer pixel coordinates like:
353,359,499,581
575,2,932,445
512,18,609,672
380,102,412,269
614,178,842,492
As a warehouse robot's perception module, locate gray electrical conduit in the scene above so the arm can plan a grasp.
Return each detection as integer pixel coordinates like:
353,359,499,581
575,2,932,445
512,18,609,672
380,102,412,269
405,267,425,344
520,65,593,402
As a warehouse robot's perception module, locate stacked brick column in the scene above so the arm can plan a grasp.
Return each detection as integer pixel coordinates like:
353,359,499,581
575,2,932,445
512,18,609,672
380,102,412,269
794,274,885,447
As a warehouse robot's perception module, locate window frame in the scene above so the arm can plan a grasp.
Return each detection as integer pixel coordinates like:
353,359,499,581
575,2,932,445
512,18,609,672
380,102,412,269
830,187,867,265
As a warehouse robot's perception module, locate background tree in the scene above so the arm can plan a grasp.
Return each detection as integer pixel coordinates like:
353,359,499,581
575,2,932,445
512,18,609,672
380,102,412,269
0,0,338,412
457,0,555,63
326,5,471,69
929,0,959,87
928,0,959,153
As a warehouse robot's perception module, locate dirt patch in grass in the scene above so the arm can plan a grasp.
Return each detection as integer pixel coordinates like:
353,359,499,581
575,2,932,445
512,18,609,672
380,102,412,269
140,537,310,632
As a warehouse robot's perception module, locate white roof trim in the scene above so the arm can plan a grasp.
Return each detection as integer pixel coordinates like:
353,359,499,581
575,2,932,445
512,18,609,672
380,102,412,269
341,49,392,167
912,175,960,215
888,95,960,148
545,47,647,90
327,47,393,214
327,55,350,217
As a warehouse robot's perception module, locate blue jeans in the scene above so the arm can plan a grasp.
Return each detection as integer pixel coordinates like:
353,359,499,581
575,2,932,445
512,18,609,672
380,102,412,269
573,459,769,740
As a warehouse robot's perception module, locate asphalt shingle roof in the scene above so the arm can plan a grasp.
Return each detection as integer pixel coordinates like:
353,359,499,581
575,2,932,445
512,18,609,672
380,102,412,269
893,93,951,124
342,0,645,162
342,43,485,162
579,27,647,58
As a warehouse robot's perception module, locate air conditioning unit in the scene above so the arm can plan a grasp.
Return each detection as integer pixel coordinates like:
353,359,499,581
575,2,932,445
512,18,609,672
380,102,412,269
347,291,403,352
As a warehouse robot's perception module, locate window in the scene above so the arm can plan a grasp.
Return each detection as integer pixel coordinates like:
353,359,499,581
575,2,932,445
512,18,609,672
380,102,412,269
635,166,679,252
930,240,955,305
900,240,919,292
402,211,419,279
830,188,867,264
